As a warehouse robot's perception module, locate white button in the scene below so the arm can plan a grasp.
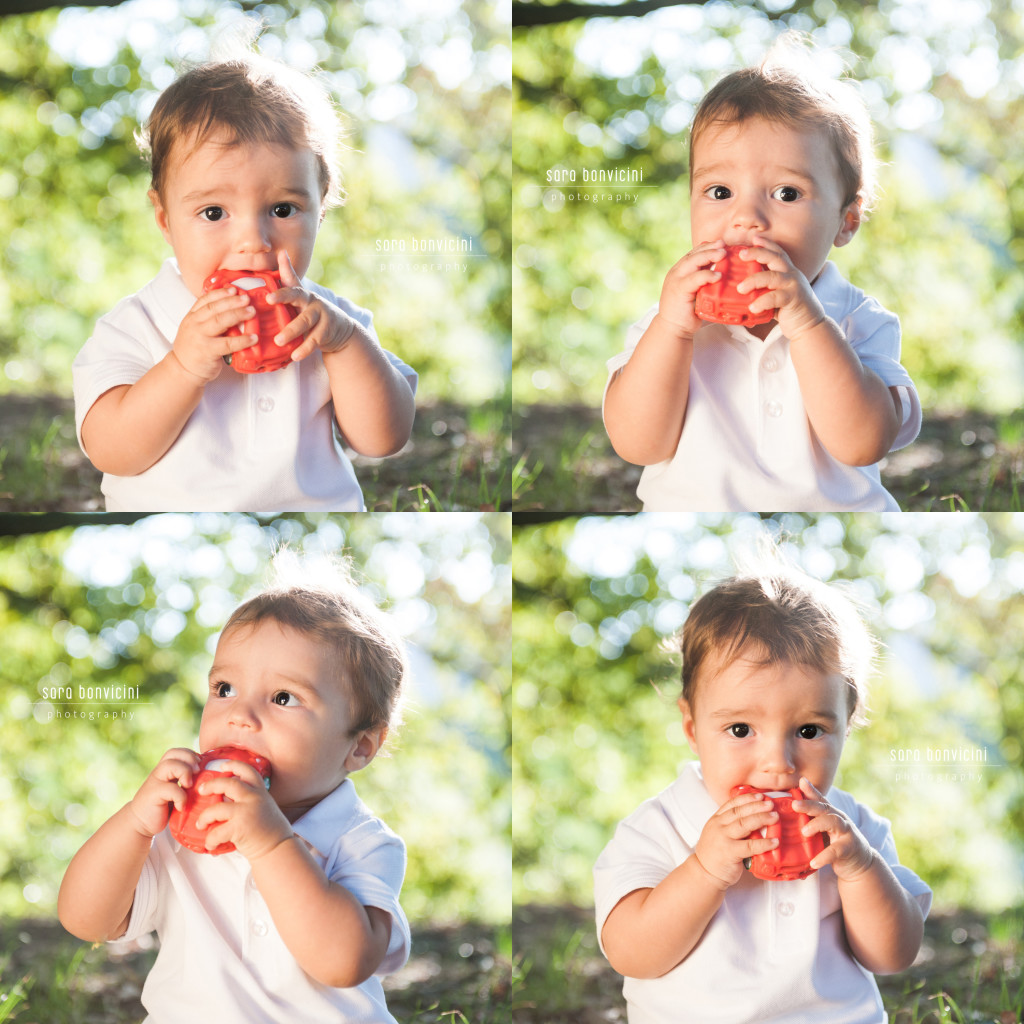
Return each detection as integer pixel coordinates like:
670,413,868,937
766,401,783,418
251,919,269,936
777,901,794,917
257,396,275,413
763,358,778,372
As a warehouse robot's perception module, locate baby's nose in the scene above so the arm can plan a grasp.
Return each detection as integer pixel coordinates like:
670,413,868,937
236,219,273,254
732,199,768,234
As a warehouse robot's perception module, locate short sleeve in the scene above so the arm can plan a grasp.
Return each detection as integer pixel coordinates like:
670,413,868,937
306,282,417,396
73,316,160,450
593,797,692,955
838,297,921,451
830,790,933,918
603,304,659,418
114,837,161,944
325,819,411,974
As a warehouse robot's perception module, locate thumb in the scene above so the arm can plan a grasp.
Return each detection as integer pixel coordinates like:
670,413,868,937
277,249,300,287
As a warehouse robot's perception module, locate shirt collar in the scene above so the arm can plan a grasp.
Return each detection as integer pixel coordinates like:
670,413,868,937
150,258,199,341
290,778,360,858
666,761,721,847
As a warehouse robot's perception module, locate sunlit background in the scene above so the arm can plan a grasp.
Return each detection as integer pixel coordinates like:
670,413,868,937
513,0,1024,417
1,0,510,402
512,513,1024,916
1,513,510,927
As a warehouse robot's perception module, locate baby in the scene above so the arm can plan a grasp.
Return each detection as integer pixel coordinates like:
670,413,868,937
58,564,410,1023
603,38,921,512
72,49,416,512
594,565,931,1022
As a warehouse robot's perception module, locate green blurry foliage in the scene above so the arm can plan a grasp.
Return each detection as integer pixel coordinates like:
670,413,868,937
511,514,1024,913
0,0,510,403
0,513,510,926
512,2,1024,411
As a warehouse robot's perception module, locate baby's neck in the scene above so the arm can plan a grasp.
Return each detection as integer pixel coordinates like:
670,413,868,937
748,320,777,342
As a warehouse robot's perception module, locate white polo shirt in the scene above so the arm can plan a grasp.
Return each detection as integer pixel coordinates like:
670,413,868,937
72,258,417,512
594,762,932,1024
117,778,410,1024
604,262,921,512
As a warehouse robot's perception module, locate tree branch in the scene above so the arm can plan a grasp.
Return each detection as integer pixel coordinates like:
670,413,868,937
512,0,710,27
0,0,258,14
0,0,121,13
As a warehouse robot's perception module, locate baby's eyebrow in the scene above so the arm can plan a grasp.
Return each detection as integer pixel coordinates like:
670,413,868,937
691,163,730,183
691,164,819,188
708,707,839,722
181,185,316,204
207,665,320,694
772,166,818,186
708,707,755,719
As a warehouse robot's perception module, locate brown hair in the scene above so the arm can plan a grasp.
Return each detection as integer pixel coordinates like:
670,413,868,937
689,37,878,214
222,571,405,738
139,54,344,207
674,569,874,725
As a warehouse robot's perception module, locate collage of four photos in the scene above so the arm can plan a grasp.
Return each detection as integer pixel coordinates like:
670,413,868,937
2,0,1024,1022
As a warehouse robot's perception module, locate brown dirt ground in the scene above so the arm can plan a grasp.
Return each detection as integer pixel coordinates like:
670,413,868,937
2,393,1022,514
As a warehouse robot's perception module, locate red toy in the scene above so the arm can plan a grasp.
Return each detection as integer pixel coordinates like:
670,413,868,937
203,269,302,373
695,245,775,327
169,746,272,855
732,785,826,881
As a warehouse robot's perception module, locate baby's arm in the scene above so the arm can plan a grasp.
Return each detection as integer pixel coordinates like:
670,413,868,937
321,330,416,457
835,852,924,973
270,251,415,458
788,318,901,465
740,239,901,466
251,836,392,988
58,748,199,941
797,779,924,974
601,790,778,978
81,288,262,475
196,764,391,987
604,241,726,465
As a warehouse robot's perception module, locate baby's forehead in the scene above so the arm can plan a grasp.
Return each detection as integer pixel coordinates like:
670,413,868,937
691,116,839,173
167,125,299,167
695,651,852,714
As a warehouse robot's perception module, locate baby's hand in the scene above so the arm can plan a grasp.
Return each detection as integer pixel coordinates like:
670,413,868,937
794,777,874,880
735,236,828,340
129,747,200,839
171,288,263,382
267,250,360,363
193,759,293,861
656,239,728,338
693,789,780,889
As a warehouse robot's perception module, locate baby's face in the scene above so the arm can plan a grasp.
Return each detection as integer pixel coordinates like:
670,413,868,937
689,116,859,287
199,618,379,822
679,654,850,806
150,131,324,298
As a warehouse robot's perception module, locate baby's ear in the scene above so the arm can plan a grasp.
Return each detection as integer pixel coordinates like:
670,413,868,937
343,727,386,772
149,189,172,243
834,198,862,248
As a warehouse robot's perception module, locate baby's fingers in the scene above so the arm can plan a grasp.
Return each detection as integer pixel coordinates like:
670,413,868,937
153,749,200,783
743,834,780,866
276,248,301,287
287,336,320,363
